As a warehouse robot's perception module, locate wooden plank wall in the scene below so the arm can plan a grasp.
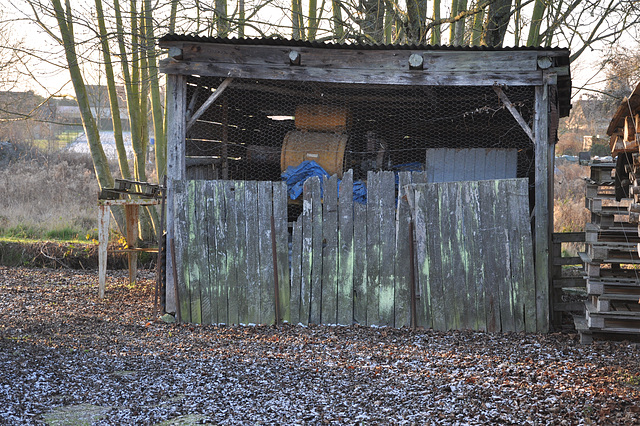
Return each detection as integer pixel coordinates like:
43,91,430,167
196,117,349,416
408,179,537,332
173,175,538,332
173,179,289,325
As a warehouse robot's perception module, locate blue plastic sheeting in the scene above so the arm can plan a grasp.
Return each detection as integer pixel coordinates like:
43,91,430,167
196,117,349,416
281,160,368,203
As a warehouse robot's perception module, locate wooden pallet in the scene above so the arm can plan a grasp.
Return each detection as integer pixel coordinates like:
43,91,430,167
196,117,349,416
587,242,639,262
585,198,631,215
586,301,640,330
575,315,640,344
587,279,640,295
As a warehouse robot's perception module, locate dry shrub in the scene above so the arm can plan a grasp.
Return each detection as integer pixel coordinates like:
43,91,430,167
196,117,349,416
0,151,99,237
554,161,589,233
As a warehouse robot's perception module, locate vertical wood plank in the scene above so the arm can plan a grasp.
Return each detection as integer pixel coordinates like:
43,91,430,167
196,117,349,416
309,177,323,325
478,180,501,332
496,180,515,332
205,182,219,325
173,179,191,323
211,181,227,324
378,171,396,327
273,182,290,324
395,173,412,329
187,182,202,324
321,175,339,325
300,178,314,325
462,181,484,331
290,216,303,325
423,183,445,330
338,170,354,325
165,74,187,315
197,182,211,325
504,179,526,332
233,181,248,325
245,181,260,325
438,182,457,330
450,182,468,330
366,171,381,326
353,202,368,325
535,83,550,333
258,182,275,325
408,173,428,328
220,181,237,325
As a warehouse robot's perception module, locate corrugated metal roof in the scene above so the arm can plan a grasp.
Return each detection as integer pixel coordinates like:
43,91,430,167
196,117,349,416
159,34,570,53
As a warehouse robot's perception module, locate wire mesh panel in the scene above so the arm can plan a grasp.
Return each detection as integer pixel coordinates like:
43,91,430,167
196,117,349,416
184,76,536,186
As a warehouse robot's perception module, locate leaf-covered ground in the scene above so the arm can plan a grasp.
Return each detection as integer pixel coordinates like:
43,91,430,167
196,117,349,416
1,266,640,425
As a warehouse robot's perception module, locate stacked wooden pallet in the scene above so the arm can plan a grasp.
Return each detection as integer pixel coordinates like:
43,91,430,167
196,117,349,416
577,161,640,343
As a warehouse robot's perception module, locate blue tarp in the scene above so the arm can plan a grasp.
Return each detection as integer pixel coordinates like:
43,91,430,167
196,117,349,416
281,160,367,204
282,161,424,205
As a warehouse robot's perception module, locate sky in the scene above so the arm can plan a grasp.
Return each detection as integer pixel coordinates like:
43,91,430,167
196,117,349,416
1,1,637,101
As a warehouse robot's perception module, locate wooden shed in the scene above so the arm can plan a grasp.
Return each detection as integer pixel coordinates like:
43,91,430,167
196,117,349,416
158,35,571,332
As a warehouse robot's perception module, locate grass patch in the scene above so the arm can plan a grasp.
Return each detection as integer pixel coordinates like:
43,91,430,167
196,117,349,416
45,225,84,241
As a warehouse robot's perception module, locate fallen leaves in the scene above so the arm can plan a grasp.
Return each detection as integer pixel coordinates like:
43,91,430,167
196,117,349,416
1,266,640,424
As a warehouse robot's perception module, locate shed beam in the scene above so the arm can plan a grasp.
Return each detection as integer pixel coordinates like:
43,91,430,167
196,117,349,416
186,77,233,131
493,86,534,143
534,81,550,334
165,73,187,314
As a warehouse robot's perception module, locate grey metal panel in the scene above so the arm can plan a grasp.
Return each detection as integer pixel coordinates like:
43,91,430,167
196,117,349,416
425,148,518,183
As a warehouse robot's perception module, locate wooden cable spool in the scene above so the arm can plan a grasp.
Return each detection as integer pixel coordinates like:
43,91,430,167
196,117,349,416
281,131,348,177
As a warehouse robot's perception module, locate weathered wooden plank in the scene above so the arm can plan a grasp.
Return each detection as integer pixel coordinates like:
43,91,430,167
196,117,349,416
160,61,544,87
258,182,275,325
338,170,354,326
496,180,515,332
197,182,212,325
272,182,290,324
478,180,501,332
394,172,412,328
422,183,445,330
290,216,303,325
221,181,238,325
173,179,191,323
211,181,227,324
379,171,396,327
535,84,550,333
309,177,323,325
300,178,314,325
407,173,428,328
353,202,368,325
366,171,381,326
321,175,339,325
505,179,533,332
232,181,247,325
204,182,218,324
244,181,260,325
165,75,187,315
438,182,458,330
187,180,202,324
173,43,539,73
461,181,482,331
449,181,468,330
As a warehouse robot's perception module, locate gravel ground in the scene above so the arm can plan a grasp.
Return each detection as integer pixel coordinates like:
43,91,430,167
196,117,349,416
1,266,640,425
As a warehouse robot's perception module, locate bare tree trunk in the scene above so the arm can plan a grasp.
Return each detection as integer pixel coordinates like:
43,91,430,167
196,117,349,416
482,0,512,47
430,0,441,44
471,1,485,45
453,0,467,45
292,0,304,40
526,0,546,46
332,0,344,40
449,0,459,44
95,0,130,180
361,0,384,42
406,0,428,43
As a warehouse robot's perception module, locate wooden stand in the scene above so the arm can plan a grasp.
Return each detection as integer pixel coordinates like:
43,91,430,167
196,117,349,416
98,198,161,299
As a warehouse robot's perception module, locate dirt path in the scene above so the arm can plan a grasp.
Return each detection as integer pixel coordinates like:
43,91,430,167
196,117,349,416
1,266,640,425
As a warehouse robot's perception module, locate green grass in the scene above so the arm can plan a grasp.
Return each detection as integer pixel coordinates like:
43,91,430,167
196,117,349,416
32,131,81,151
0,225,98,244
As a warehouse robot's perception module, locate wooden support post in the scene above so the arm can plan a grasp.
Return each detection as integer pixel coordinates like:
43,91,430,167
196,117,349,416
534,82,550,333
125,204,140,285
166,74,187,314
98,204,110,299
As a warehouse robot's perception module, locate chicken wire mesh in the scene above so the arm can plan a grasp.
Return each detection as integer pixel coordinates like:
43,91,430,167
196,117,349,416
184,76,536,185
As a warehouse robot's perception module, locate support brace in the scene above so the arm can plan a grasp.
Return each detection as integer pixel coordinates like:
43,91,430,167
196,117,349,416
493,86,535,143
186,77,234,131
